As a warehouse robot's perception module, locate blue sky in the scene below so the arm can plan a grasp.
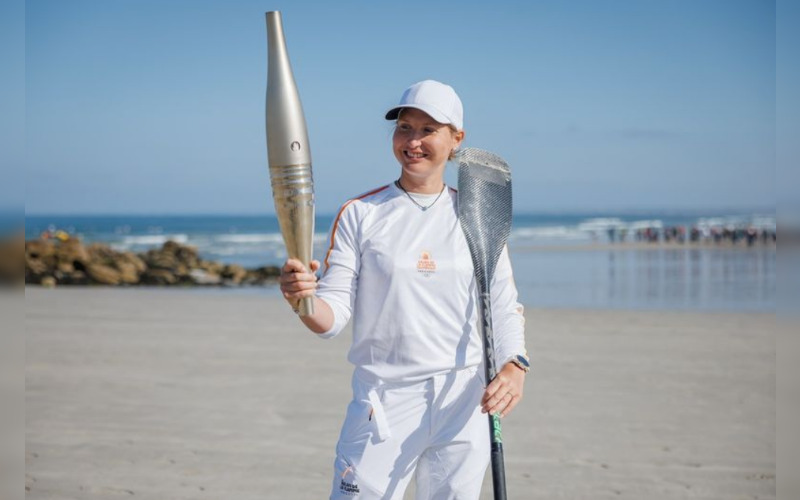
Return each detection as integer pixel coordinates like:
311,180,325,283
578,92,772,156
9,0,779,215
777,0,799,209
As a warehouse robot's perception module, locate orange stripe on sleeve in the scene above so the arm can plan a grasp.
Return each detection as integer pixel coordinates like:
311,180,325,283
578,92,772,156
323,185,390,272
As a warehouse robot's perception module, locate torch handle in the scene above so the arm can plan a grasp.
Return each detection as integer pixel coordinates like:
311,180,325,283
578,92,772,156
298,296,314,316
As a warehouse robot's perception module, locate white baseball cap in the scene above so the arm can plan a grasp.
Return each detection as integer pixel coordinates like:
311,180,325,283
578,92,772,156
385,80,464,130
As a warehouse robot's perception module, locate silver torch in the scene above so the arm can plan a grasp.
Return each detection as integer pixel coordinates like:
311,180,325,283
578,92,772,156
265,11,315,316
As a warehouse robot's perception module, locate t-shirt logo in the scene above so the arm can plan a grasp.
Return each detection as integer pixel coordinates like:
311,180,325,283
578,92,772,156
339,465,360,496
417,251,437,277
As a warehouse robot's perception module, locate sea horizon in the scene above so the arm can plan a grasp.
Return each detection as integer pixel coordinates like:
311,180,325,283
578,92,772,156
23,205,777,217
22,210,776,313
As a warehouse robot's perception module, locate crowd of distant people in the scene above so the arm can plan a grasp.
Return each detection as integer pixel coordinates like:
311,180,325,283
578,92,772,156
605,225,777,246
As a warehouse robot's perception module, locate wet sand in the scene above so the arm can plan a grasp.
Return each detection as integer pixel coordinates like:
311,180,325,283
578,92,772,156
25,288,775,499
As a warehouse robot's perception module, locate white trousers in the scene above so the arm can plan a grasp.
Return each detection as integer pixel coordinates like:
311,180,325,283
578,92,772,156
330,366,490,500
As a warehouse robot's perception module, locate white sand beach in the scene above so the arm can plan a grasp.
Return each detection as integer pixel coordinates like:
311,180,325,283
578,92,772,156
25,288,775,499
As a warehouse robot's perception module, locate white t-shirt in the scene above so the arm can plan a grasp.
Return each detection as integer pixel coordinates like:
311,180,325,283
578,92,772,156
316,182,526,384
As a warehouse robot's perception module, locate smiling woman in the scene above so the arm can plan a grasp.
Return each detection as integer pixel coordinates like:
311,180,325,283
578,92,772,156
278,80,527,500
392,107,464,193
386,81,466,194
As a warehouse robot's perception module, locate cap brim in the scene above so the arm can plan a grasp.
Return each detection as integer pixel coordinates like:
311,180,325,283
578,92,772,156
384,104,452,127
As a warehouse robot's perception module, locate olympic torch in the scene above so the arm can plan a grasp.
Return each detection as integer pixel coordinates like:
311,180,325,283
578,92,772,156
265,11,315,316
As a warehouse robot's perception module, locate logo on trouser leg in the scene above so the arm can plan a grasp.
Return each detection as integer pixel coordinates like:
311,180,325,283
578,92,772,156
340,465,360,496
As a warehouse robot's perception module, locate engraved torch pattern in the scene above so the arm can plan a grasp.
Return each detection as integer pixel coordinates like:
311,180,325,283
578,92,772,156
265,11,315,316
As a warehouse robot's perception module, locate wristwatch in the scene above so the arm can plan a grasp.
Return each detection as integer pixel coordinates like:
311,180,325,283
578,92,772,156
509,353,531,374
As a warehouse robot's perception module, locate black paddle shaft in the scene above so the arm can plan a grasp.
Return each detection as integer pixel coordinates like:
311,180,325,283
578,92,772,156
479,286,508,500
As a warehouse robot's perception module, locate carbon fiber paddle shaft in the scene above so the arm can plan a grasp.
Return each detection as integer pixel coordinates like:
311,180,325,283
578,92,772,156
457,148,513,500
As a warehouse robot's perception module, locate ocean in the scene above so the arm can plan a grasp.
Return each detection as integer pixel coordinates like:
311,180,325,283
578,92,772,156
25,211,776,312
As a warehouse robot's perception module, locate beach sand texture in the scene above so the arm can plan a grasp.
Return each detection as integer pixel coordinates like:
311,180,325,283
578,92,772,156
26,288,775,499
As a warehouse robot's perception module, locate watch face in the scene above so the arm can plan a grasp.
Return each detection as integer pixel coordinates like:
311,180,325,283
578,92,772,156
516,354,530,368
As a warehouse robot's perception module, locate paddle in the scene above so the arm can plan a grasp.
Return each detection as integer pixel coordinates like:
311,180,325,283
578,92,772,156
457,147,513,500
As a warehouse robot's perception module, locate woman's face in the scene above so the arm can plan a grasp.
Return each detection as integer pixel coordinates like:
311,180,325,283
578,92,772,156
392,108,464,181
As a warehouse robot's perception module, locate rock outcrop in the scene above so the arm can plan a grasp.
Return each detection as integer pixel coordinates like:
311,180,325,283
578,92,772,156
19,237,280,287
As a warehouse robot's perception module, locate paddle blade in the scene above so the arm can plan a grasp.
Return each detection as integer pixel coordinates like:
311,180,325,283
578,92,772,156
456,148,513,285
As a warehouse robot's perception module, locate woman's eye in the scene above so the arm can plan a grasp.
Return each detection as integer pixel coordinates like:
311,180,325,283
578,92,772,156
424,127,437,134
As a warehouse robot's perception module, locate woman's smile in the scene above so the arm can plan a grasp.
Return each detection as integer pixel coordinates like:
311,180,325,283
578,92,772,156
403,150,428,160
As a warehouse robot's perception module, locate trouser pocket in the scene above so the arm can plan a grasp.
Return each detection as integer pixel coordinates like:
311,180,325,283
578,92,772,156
366,387,391,442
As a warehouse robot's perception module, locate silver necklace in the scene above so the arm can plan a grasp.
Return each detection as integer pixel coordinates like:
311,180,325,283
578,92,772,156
395,180,446,211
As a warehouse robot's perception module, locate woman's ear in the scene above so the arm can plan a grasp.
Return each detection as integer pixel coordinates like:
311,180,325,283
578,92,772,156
449,130,466,160
453,129,465,147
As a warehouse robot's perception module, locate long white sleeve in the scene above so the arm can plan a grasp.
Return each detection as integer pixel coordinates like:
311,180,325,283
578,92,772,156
490,246,527,368
315,200,362,339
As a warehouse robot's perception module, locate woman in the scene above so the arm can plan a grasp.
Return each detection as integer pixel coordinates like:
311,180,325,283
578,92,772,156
280,80,528,500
